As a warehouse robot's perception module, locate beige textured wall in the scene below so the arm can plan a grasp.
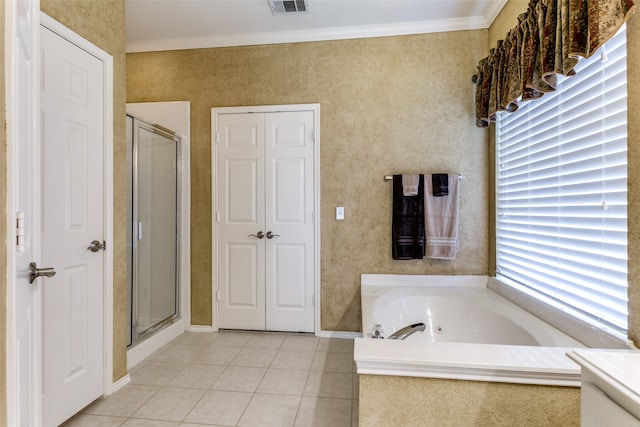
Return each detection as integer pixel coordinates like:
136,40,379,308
127,30,490,331
359,375,580,426
489,0,640,346
40,0,128,380
0,2,7,421
627,10,640,345
488,0,529,46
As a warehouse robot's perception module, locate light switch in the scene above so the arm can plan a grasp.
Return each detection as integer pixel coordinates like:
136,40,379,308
336,206,345,220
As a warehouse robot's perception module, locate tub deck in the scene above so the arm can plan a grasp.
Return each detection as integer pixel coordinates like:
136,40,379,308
355,338,581,386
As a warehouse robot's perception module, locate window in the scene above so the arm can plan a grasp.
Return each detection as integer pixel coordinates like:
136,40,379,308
496,26,628,337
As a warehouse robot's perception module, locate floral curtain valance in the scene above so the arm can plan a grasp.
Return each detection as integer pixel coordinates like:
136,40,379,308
474,0,635,128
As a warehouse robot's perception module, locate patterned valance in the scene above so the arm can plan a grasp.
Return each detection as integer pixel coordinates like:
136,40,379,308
474,0,635,128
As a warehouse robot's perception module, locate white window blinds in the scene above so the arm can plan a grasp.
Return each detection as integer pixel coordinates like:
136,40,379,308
496,26,628,335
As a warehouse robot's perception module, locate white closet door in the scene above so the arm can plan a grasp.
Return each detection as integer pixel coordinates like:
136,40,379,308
265,111,315,332
217,113,266,330
215,108,315,333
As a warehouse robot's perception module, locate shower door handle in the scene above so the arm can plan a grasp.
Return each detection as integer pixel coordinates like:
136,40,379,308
88,240,106,252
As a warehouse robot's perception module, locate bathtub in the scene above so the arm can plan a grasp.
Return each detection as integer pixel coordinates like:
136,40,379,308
354,274,585,386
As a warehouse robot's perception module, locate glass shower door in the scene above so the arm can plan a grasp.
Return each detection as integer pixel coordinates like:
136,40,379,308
128,116,180,344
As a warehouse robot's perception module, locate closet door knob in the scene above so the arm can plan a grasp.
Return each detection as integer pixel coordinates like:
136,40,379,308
88,240,106,252
248,231,265,239
266,231,279,239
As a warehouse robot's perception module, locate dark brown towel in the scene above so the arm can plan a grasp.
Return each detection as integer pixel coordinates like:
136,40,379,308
432,173,449,196
392,174,425,260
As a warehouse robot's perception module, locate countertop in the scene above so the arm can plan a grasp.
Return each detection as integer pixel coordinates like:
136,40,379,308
568,349,640,419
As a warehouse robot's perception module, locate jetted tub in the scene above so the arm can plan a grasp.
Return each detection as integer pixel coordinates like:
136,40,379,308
354,274,586,386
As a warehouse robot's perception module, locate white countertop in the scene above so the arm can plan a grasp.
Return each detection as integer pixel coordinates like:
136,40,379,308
568,349,640,419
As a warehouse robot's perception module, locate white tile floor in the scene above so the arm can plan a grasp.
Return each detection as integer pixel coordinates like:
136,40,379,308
63,331,359,427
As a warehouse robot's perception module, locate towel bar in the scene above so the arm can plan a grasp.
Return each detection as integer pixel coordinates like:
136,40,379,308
384,174,463,181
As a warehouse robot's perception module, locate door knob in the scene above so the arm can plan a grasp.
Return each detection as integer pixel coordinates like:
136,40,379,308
248,231,265,239
88,240,106,252
266,231,280,239
29,262,56,284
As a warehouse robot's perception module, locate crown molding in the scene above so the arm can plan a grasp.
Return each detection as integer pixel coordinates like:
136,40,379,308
126,15,490,53
483,0,509,27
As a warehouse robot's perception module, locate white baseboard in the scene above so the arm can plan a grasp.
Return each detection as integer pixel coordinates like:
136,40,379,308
127,319,186,370
181,326,359,338
317,330,362,339
111,373,131,394
189,325,215,333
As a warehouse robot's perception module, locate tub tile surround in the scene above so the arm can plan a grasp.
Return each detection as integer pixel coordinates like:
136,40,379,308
64,332,358,427
359,375,581,426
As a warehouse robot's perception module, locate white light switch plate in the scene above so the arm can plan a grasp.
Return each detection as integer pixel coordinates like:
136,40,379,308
336,206,345,220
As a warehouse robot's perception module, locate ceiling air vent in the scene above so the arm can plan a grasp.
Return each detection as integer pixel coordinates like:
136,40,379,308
268,0,309,14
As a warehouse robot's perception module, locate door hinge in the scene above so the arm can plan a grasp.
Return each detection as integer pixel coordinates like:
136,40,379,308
311,130,315,143
216,132,220,144
16,211,25,252
216,211,220,223
217,290,221,302
312,293,315,306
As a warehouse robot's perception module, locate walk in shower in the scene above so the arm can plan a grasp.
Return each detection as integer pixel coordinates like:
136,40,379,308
126,115,181,347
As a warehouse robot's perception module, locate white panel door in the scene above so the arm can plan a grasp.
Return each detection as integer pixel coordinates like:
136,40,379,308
215,108,315,333
217,113,266,330
265,112,314,332
40,25,105,427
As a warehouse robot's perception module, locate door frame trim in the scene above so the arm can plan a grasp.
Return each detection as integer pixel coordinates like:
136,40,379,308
39,13,115,397
211,104,321,334
5,0,41,424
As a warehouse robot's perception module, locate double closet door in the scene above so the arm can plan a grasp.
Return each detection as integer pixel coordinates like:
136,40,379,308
215,108,316,333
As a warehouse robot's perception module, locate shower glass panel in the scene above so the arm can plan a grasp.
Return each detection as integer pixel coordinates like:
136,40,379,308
126,115,180,347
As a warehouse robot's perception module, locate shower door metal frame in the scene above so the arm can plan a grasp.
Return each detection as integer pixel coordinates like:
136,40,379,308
129,115,182,346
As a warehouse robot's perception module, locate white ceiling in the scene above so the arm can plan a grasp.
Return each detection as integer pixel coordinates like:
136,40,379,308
125,0,507,53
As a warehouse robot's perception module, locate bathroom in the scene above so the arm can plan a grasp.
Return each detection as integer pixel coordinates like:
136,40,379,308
4,0,640,425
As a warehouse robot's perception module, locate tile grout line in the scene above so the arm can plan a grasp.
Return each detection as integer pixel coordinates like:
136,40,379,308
236,332,309,426
75,332,357,426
